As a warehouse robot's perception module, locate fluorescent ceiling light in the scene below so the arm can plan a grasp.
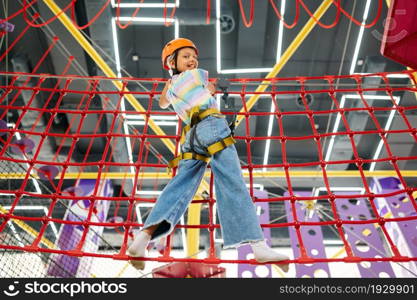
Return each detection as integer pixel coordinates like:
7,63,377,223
136,190,162,195
344,95,402,100
227,94,270,99
313,187,365,197
134,202,154,228
215,0,221,73
116,16,176,23
263,101,275,172
276,0,286,63
324,95,346,162
174,18,179,37
135,204,143,225
246,183,265,191
7,124,42,194
350,0,371,75
111,0,180,8
354,73,410,79
111,18,122,77
220,68,273,74
8,222,25,247
125,114,178,138
126,115,178,120
128,121,177,126
3,205,58,237
122,120,135,180
264,0,286,172
369,97,400,171
324,95,400,170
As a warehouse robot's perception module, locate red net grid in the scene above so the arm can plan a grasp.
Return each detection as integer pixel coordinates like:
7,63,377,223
0,0,416,278
0,69,416,277
2,0,384,30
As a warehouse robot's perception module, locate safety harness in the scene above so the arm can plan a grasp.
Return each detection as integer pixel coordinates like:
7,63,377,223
167,106,236,172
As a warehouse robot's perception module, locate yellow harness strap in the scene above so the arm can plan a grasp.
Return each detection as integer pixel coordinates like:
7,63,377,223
167,152,210,172
167,108,236,173
190,107,221,126
179,108,222,145
207,135,236,155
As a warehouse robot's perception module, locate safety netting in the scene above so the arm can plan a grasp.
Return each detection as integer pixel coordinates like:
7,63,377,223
3,0,384,29
0,69,416,277
0,0,416,278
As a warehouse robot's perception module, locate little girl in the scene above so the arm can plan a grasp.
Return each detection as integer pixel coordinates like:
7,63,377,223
128,38,289,272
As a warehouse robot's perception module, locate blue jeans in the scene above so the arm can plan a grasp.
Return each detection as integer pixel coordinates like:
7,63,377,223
142,115,264,248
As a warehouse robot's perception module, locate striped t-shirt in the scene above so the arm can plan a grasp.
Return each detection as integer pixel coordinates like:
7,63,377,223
166,68,218,124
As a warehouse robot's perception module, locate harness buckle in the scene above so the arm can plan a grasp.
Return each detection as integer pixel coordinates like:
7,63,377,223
168,107,233,173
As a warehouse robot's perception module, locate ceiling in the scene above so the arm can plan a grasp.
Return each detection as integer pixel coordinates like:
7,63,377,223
0,0,416,249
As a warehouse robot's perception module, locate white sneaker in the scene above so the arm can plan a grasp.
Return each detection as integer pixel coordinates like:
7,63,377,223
127,231,151,270
251,240,290,272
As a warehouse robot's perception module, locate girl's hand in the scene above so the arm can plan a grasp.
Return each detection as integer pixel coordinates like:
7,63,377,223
207,79,217,95
159,79,172,109
164,79,172,90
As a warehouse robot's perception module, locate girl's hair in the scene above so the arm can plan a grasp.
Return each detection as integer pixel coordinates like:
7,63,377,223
169,50,180,76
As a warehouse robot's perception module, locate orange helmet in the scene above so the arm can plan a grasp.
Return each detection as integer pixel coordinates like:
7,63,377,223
161,38,198,70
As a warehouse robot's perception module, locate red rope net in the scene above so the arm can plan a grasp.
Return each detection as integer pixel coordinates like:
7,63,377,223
3,0,383,30
0,69,416,276
0,0,416,278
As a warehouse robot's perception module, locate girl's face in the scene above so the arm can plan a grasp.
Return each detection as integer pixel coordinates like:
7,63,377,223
169,47,198,72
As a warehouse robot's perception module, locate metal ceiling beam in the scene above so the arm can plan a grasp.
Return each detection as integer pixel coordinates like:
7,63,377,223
10,55,45,128
328,56,387,170
374,115,417,170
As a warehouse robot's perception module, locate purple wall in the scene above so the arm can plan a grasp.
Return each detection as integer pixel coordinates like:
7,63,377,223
333,191,395,278
284,191,330,278
47,179,113,277
371,177,417,277
237,189,273,278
